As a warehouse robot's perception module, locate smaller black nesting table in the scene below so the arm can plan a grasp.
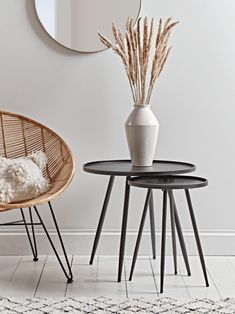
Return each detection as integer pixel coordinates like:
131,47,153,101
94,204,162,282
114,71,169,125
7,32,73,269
128,175,209,293
83,160,196,282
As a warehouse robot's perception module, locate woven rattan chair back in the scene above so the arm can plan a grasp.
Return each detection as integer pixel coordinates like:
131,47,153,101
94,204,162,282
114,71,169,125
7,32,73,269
0,111,75,211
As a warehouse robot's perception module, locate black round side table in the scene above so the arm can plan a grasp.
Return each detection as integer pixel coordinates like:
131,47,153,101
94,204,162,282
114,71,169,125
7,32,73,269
83,160,196,282
128,175,209,293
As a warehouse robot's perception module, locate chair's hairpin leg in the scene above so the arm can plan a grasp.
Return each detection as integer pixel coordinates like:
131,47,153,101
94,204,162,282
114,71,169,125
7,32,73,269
21,208,38,261
33,202,73,283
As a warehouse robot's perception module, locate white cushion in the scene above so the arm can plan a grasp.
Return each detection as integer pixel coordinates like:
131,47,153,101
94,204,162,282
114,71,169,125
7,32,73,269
0,151,50,204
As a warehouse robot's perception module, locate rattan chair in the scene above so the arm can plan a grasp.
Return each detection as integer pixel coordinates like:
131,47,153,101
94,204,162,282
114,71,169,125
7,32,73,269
0,110,75,282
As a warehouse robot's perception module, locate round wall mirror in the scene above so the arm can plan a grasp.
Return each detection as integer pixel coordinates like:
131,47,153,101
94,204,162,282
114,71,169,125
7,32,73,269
34,0,141,53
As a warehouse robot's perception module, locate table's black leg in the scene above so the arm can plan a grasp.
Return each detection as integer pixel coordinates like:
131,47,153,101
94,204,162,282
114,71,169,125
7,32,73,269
118,176,130,282
89,175,115,265
168,190,177,275
160,190,167,293
129,189,152,281
185,189,209,287
171,191,191,276
149,190,156,260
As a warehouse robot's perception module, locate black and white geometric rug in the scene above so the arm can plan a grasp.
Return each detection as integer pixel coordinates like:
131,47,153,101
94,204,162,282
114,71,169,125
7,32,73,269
0,296,234,313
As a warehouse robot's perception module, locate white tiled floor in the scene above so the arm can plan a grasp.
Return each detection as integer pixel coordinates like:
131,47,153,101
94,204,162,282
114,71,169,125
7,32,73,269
1,255,235,298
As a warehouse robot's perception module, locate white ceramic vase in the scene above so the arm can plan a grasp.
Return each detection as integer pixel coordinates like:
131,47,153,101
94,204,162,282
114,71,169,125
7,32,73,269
125,105,159,167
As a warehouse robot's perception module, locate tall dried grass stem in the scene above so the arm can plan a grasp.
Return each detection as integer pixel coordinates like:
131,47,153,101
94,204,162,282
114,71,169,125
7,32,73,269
98,17,179,106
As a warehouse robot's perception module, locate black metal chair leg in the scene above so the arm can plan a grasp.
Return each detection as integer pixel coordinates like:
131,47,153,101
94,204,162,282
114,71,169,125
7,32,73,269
89,175,115,265
149,190,156,260
20,208,38,261
185,189,209,287
168,190,177,275
33,202,73,283
118,176,130,282
29,207,38,261
160,190,167,293
171,192,191,276
129,189,152,281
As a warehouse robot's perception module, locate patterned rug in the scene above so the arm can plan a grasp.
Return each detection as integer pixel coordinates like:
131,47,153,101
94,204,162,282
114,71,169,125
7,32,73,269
0,296,234,313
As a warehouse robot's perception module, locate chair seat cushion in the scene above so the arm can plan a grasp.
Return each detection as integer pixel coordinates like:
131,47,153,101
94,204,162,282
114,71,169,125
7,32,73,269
0,151,50,204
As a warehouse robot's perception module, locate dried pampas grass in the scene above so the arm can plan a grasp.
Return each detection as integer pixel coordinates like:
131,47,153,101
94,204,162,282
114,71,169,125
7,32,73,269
98,17,179,106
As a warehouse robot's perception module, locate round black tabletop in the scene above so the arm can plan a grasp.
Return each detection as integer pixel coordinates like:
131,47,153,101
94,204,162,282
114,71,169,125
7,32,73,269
83,160,196,176
128,175,208,189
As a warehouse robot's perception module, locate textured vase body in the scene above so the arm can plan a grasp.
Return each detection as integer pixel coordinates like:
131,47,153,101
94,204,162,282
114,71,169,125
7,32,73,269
125,105,159,167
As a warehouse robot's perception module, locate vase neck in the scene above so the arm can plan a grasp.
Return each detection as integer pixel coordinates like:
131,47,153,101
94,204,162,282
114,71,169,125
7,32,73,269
134,104,150,109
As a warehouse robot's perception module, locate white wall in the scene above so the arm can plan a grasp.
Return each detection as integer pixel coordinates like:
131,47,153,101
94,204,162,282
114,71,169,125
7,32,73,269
0,0,234,255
